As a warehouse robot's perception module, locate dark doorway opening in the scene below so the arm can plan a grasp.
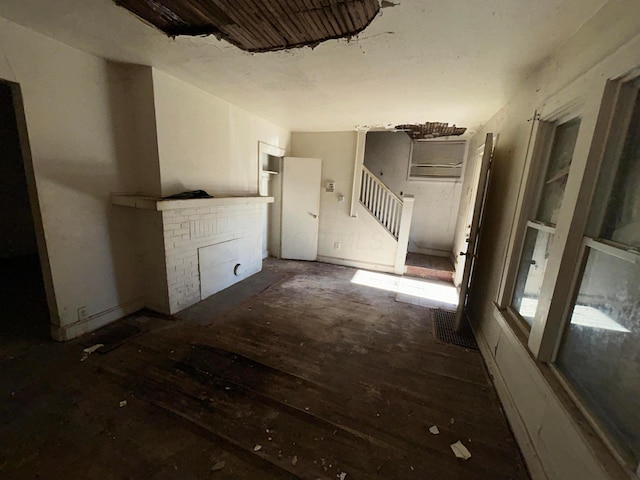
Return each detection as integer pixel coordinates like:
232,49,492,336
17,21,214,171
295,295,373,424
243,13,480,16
0,80,50,340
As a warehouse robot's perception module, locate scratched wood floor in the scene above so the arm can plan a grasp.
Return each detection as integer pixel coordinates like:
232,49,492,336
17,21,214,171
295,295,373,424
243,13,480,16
0,259,529,479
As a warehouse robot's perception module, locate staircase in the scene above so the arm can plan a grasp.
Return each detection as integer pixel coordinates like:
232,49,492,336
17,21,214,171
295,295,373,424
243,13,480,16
358,166,414,274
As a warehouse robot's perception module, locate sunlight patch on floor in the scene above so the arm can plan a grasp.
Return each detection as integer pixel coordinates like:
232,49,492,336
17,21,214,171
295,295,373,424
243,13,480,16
351,270,458,307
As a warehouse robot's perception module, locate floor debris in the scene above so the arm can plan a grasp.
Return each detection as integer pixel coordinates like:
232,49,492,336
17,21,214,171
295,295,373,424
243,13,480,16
291,455,298,466
450,440,472,460
428,425,440,435
253,445,262,452
119,400,127,408
80,344,104,361
2,259,530,480
211,460,225,472
338,472,347,480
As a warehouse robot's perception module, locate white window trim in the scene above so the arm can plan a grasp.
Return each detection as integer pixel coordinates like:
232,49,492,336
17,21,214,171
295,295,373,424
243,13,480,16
585,238,640,264
406,139,467,181
529,74,637,361
494,35,640,475
497,65,640,360
496,97,587,334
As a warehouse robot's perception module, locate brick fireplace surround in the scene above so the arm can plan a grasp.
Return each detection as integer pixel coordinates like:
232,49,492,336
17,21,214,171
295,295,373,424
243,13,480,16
112,194,274,315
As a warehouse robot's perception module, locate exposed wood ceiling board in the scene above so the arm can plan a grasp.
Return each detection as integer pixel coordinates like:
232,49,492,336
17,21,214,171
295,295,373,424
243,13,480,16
114,0,380,52
396,122,468,140
228,2,283,47
128,0,225,35
264,0,302,44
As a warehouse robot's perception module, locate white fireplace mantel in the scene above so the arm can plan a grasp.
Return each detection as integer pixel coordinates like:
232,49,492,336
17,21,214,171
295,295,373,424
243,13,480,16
111,193,274,315
111,194,274,211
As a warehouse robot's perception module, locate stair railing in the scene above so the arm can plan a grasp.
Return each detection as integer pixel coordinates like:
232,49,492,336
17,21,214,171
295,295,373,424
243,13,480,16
359,166,403,239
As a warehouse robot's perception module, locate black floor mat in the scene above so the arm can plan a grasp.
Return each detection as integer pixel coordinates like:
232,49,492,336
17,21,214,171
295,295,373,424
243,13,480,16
433,309,478,350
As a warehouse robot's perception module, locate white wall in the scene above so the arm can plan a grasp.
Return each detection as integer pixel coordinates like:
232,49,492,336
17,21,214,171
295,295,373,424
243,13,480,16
0,18,144,339
0,18,291,340
364,131,463,257
151,70,289,197
291,132,397,271
125,65,162,197
467,2,640,478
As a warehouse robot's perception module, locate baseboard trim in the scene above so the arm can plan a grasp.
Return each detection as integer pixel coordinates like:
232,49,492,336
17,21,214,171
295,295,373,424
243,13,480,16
470,317,548,480
51,297,145,342
316,255,395,273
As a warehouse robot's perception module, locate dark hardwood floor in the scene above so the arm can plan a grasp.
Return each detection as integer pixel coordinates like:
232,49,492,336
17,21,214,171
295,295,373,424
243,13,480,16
0,259,529,479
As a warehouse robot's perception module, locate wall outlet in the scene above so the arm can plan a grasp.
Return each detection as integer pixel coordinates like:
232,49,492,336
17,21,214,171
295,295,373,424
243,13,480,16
77,306,88,321
334,242,341,250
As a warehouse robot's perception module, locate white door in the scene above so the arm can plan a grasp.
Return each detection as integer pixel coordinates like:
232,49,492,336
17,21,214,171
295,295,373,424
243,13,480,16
454,134,494,331
281,157,322,260
453,144,488,286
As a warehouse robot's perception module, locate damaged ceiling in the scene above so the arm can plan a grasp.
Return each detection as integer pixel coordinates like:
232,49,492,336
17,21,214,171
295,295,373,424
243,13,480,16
0,0,606,131
396,122,467,140
115,0,380,52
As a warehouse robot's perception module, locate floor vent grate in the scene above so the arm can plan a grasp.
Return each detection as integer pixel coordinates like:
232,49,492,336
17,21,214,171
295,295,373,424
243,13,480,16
433,309,478,350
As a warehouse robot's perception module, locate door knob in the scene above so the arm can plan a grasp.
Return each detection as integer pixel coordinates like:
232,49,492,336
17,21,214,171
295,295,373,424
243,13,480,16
459,252,466,256
310,213,318,218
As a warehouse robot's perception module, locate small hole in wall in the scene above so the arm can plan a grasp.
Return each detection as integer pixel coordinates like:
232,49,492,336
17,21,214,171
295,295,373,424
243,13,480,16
400,191,404,196
380,171,383,176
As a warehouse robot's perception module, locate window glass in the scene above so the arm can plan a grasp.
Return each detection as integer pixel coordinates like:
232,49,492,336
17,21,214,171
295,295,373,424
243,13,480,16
512,228,553,326
536,118,581,225
556,248,640,464
600,93,640,248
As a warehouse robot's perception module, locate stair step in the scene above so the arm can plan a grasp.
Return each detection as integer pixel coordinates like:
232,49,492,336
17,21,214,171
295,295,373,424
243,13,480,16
405,265,454,282
405,253,454,282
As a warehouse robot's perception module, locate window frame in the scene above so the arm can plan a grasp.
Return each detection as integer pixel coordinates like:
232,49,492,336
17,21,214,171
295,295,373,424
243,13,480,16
549,234,640,471
498,99,587,334
496,51,640,474
406,138,467,181
549,78,640,469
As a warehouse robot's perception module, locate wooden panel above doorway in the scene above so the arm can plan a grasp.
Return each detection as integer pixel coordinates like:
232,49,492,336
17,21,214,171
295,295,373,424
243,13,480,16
114,0,380,52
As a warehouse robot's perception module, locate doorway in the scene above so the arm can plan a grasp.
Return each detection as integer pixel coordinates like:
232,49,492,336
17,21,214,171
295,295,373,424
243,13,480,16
0,80,51,340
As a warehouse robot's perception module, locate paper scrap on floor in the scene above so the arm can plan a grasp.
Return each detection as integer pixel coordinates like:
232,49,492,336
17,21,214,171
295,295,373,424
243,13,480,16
450,440,471,460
